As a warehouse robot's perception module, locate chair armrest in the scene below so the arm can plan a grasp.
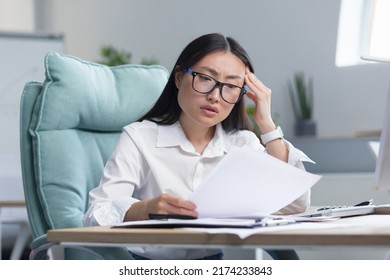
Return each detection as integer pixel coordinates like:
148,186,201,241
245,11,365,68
29,233,133,260
29,234,50,259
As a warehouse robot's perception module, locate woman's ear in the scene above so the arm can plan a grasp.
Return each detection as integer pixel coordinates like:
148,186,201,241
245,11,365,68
174,67,183,89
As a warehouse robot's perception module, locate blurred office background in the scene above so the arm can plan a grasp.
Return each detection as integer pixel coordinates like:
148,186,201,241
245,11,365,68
1,0,390,259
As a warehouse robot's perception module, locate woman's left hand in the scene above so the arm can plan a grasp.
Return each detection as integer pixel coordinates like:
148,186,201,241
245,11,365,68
244,69,276,133
245,69,288,162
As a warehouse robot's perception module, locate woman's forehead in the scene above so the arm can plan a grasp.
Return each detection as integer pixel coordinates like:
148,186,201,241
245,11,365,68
193,51,246,77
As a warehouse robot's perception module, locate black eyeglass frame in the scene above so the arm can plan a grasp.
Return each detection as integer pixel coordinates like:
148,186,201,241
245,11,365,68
183,68,247,104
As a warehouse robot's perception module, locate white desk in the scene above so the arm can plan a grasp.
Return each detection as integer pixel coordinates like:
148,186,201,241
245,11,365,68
47,214,390,259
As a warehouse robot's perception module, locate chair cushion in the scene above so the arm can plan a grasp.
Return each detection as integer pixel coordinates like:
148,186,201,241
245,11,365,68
30,52,168,229
39,52,168,131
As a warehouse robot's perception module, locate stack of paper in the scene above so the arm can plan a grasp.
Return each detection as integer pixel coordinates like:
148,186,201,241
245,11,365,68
113,217,295,229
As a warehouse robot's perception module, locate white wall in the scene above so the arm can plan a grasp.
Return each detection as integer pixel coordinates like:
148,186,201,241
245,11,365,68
0,0,34,32
34,0,390,138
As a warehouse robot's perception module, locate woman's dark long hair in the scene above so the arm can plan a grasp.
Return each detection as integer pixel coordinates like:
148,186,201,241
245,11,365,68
139,33,254,132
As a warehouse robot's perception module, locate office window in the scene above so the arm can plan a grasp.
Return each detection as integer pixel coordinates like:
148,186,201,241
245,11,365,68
336,0,389,67
335,0,371,67
369,0,390,58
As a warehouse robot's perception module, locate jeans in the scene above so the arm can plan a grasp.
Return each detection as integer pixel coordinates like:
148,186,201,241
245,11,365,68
265,249,300,260
129,250,298,260
129,251,224,260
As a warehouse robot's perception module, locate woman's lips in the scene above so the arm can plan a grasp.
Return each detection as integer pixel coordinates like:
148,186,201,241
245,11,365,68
200,105,218,116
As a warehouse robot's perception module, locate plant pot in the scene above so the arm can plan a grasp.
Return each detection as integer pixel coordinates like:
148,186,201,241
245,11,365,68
295,119,316,136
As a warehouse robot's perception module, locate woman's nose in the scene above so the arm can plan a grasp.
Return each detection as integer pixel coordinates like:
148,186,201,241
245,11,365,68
207,87,221,102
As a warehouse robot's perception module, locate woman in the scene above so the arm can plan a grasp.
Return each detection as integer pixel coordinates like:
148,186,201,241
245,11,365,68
83,33,312,260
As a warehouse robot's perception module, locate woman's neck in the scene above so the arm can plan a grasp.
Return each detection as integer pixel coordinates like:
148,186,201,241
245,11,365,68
179,119,216,154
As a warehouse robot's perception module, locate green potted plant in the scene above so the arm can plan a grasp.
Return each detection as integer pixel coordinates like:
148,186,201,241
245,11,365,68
98,45,159,66
246,105,261,137
246,105,280,138
288,72,316,136
98,45,132,66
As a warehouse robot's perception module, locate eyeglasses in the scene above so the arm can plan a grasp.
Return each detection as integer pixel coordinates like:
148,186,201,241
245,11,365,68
183,68,247,104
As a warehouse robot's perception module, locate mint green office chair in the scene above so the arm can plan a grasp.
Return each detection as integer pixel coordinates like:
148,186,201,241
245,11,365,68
20,52,168,259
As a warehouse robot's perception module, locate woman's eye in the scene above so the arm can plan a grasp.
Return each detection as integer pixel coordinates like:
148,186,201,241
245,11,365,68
198,74,213,82
225,83,239,89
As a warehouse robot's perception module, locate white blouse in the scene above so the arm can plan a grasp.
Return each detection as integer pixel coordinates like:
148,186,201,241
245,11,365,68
83,120,313,259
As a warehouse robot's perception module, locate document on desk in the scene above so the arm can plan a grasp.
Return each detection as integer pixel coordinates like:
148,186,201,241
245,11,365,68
188,146,322,218
113,217,295,229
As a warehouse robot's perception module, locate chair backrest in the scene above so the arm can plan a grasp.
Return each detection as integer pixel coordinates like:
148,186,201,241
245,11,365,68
20,52,168,249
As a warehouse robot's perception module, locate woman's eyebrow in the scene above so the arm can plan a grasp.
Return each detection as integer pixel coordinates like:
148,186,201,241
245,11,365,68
198,66,243,80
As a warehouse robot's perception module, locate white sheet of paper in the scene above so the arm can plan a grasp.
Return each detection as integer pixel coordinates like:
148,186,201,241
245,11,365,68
188,146,322,218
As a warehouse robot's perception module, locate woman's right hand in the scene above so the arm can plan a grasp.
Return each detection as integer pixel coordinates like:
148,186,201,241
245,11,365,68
124,193,198,221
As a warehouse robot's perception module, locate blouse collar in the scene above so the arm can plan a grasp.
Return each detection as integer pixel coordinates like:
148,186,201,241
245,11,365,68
156,121,227,157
